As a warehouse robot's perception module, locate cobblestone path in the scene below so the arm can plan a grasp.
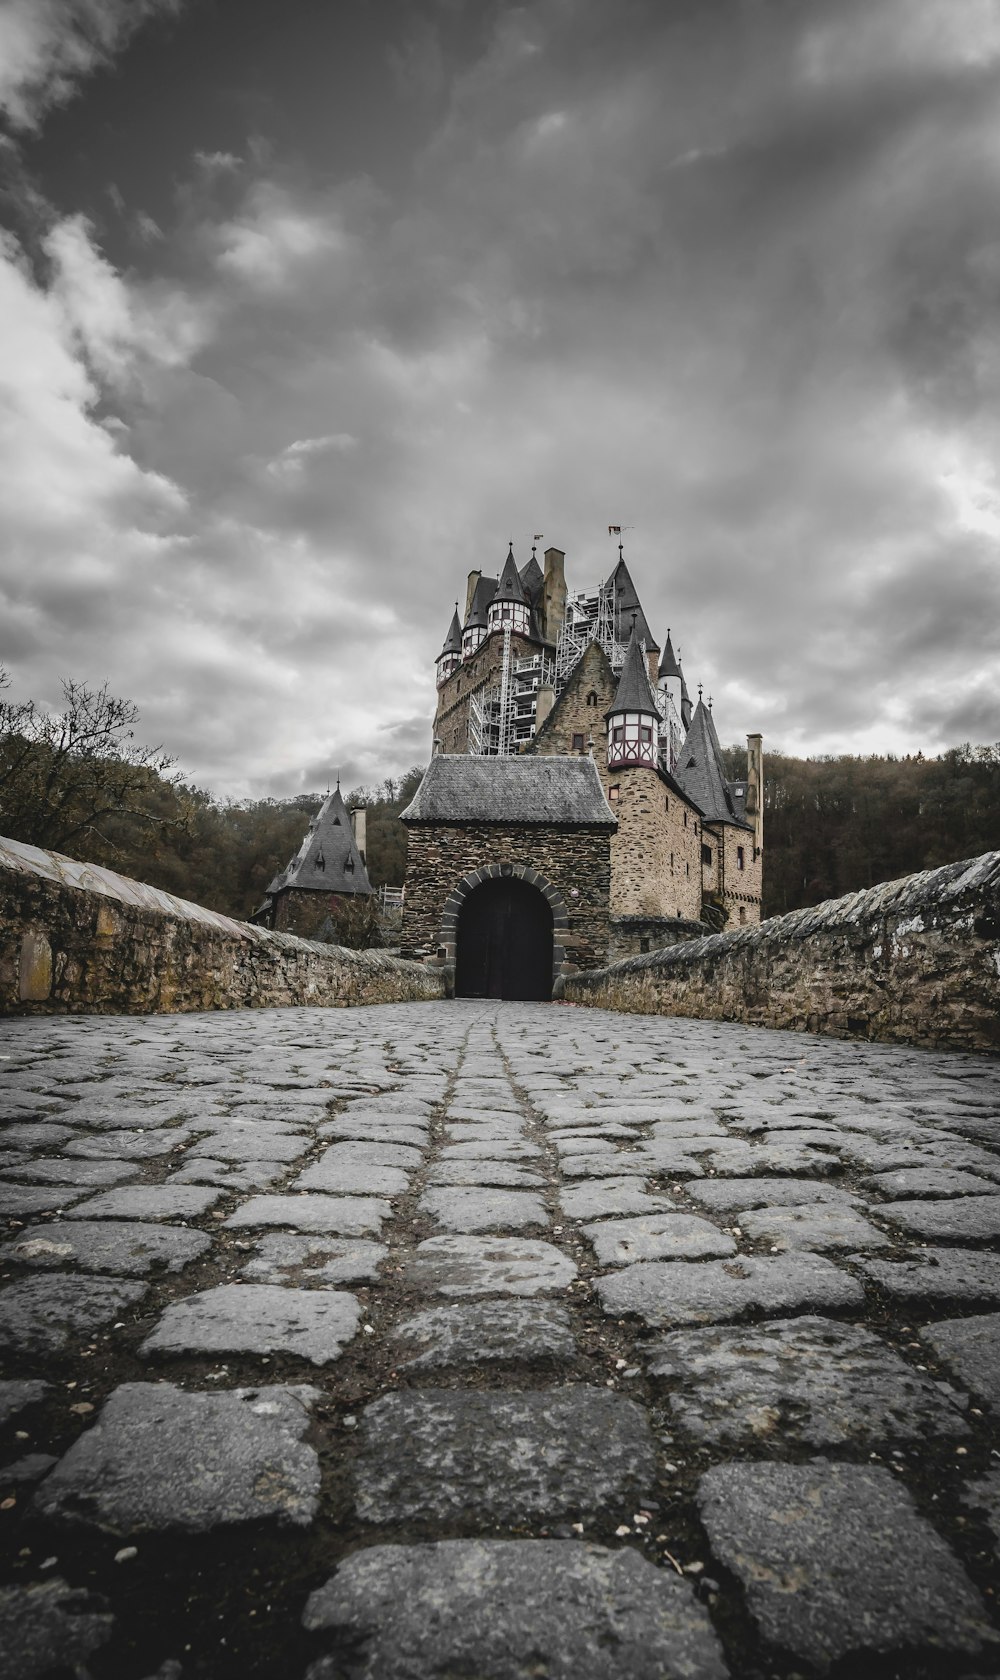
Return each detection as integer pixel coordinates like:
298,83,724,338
2,1000,999,1679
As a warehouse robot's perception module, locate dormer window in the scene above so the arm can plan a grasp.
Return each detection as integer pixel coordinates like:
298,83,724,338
345,855,355,874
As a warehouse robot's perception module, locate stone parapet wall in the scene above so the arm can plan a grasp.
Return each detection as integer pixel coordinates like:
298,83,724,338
558,851,1000,1053
0,837,445,1015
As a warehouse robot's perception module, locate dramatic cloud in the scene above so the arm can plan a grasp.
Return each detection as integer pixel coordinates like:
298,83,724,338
0,0,998,801
0,0,183,130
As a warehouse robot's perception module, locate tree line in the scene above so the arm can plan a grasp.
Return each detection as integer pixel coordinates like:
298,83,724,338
720,742,1000,916
1,671,997,923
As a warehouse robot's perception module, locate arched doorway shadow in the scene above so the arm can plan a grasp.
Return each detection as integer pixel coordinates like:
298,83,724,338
455,877,554,1001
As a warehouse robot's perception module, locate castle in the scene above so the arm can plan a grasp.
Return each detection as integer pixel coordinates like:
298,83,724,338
400,541,763,998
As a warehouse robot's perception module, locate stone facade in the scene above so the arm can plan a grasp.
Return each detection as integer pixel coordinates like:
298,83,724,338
702,819,763,928
607,915,710,963
530,642,704,939
559,851,1000,1054
401,822,612,986
0,838,444,1016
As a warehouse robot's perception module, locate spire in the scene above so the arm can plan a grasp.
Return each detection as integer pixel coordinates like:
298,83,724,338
676,697,740,824
494,543,530,606
439,606,462,658
606,557,659,651
678,659,693,731
658,628,682,681
518,551,544,605
608,626,659,717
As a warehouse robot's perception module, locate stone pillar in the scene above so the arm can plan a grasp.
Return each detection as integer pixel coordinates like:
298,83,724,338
746,733,764,859
542,548,567,644
535,681,556,731
351,806,367,865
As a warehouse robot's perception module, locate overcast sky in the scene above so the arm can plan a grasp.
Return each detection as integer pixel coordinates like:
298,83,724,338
1,0,998,799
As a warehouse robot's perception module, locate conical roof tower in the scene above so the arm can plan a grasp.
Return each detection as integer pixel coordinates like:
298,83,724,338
606,626,660,770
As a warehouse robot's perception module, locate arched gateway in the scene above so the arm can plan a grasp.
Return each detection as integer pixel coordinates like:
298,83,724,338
455,875,554,1000
398,754,617,992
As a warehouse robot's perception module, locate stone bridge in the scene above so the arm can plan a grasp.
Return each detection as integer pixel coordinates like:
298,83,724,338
1,997,999,1679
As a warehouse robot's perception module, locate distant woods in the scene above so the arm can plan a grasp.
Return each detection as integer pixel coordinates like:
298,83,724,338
1,670,997,924
720,742,1000,916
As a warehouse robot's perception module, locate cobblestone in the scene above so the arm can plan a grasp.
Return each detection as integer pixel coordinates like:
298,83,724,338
1,999,998,1678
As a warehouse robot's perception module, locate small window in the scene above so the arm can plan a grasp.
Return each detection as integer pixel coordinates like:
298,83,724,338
613,726,624,742
685,862,690,876
572,732,585,752
640,936,650,953
701,843,712,866
609,784,620,801
586,690,598,707
664,796,669,811
737,846,745,870
670,852,674,869
640,726,652,743
739,906,746,924
683,812,688,828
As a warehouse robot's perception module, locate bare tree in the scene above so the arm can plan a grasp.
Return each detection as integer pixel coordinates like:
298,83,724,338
0,668,179,857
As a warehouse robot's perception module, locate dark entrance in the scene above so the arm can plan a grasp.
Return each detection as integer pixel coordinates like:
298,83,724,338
455,877,553,1001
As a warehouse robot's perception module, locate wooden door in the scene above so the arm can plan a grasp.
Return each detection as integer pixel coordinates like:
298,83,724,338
455,878,553,1001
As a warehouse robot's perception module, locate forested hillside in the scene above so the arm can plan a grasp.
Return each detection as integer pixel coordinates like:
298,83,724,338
722,743,1000,917
2,673,997,924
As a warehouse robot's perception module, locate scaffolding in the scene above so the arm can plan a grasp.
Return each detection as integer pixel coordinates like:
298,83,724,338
467,635,557,757
555,577,631,693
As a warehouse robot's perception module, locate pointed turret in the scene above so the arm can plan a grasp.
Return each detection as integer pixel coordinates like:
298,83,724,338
281,785,373,895
607,558,659,654
519,550,544,605
462,573,497,658
606,627,659,769
436,606,463,686
678,661,693,732
488,543,532,635
675,698,741,824
658,630,681,681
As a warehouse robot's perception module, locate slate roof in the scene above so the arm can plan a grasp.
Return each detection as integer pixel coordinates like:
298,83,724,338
675,700,748,827
439,608,463,658
400,755,617,826
494,544,530,606
658,630,682,680
519,553,544,603
608,629,659,717
607,558,659,650
268,786,373,896
464,574,497,630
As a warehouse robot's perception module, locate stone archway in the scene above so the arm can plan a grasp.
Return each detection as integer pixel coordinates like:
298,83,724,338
455,877,553,1000
438,864,571,999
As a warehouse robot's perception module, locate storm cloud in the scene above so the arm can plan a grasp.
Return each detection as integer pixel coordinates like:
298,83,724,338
1,0,998,798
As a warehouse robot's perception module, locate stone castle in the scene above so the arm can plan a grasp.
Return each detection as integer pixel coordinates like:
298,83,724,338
400,541,763,997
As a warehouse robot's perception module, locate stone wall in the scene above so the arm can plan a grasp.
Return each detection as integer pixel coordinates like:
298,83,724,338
558,851,1000,1054
0,837,444,1016
703,818,762,927
608,768,703,920
400,821,612,976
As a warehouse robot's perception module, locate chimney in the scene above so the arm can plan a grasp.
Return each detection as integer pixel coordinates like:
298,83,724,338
541,547,566,644
746,733,764,858
350,806,367,865
534,679,555,733
465,570,481,620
